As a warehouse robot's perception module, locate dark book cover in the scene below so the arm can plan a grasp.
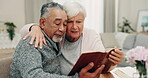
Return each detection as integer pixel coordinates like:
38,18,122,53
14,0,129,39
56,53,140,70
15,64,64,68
68,49,114,76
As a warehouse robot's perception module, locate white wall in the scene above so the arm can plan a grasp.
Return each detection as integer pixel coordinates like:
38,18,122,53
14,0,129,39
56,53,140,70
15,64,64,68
0,0,25,32
25,0,52,24
118,0,148,31
0,0,104,33
53,0,104,33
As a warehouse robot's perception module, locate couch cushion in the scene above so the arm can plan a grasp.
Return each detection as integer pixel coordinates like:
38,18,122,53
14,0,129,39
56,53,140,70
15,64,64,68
134,34,148,48
123,34,136,50
115,32,128,48
100,33,119,48
0,57,12,78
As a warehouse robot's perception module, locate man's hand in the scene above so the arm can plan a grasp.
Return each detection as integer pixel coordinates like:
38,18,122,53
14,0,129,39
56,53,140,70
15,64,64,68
79,62,105,78
108,48,124,65
23,25,47,49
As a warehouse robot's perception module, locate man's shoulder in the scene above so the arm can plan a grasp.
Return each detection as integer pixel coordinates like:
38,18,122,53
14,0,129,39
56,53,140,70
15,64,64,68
13,37,40,60
16,37,32,49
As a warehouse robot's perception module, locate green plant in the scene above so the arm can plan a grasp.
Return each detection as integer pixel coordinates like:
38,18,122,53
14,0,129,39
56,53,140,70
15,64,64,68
4,22,16,40
118,17,136,33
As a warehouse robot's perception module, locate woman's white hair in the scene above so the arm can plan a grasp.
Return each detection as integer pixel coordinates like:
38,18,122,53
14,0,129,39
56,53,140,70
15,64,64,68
63,1,86,18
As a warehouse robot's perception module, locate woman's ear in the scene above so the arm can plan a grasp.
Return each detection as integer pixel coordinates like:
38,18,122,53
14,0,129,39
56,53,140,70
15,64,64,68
40,18,46,29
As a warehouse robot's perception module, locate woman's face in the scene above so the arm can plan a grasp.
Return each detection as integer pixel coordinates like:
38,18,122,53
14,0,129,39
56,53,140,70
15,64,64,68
65,13,85,42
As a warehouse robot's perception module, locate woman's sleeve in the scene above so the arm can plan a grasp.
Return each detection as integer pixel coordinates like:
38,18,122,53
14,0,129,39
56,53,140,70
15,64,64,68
19,23,38,37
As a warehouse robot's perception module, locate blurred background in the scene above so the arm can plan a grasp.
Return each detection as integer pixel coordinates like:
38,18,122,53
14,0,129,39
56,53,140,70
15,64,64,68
0,0,148,65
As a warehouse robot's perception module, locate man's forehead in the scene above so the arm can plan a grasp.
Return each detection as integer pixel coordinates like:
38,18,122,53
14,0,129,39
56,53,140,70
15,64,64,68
50,8,65,15
49,9,67,19
54,17,67,21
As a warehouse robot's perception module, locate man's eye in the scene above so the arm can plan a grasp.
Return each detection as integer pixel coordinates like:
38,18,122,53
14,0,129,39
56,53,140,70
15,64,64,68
63,22,67,26
56,23,60,26
54,20,61,26
77,21,82,23
63,24,67,26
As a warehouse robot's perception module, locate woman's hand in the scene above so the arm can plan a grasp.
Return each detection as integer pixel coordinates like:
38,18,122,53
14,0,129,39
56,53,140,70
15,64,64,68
23,25,47,49
108,48,124,65
79,62,105,78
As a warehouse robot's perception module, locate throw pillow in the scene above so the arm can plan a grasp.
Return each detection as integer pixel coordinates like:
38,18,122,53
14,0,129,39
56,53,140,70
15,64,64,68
123,34,136,50
100,33,119,48
115,32,128,49
134,34,148,48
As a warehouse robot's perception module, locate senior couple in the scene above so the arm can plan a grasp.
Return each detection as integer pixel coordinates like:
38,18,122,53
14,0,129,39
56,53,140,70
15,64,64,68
9,1,124,78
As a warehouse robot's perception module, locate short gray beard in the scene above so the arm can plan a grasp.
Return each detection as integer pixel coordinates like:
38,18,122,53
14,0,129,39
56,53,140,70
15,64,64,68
52,35,62,42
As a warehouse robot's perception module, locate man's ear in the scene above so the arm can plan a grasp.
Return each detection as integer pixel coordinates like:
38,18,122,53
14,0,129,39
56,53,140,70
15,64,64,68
40,18,46,29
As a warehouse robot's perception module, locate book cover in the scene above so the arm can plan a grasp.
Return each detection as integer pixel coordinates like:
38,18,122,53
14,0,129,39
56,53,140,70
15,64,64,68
68,49,114,76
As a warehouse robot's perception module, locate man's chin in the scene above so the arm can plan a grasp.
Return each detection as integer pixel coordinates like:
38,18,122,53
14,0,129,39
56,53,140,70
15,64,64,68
52,36,62,42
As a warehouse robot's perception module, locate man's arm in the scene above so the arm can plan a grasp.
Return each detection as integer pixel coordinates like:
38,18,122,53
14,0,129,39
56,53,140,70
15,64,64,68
12,39,76,78
12,39,104,78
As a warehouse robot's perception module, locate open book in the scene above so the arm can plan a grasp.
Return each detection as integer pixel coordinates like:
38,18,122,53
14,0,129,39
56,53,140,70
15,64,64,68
68,49,114,76
111,67,139,78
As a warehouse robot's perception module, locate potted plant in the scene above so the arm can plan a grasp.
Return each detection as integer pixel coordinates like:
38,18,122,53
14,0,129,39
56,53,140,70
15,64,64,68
118,17,136,33
4,22,16,40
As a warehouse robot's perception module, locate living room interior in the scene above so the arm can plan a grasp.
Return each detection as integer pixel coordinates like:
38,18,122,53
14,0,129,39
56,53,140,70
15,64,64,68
0,0,148,78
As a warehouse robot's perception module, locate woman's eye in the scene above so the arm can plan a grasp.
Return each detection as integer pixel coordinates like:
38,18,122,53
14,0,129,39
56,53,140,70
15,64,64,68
67,21,73,23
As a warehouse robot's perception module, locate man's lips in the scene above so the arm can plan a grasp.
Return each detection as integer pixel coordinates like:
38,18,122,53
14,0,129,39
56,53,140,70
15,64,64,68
55,34,63,37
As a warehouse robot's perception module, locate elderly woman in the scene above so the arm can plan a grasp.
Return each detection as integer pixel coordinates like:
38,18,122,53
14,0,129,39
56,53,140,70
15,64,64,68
21,1,124,76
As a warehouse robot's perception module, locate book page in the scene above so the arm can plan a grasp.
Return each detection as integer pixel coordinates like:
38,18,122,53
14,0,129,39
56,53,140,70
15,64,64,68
111,67,140,78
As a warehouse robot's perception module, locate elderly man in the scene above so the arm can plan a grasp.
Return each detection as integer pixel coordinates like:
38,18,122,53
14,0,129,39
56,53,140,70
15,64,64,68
9,2,104,78
20,1,124,77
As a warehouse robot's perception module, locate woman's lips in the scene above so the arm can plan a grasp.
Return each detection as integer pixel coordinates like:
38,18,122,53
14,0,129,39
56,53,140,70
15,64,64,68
71,31,78,33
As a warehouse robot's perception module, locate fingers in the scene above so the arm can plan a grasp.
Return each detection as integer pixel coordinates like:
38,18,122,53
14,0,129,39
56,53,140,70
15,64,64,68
23,33,30,40
80,62,94,74
39,38,43,49
35,36,39,48
109,55,121,65
108,48,124,65
114,49,124,56
79,63,105,78
42,37,47,45
113,49,124,60
23,26,46,49
111,51,121,58
29,35,35,45
108,58,120,65
94,65,105,76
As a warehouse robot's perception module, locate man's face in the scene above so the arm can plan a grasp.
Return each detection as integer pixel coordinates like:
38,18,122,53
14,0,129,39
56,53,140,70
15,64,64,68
40,8,67,42
65,13,84,42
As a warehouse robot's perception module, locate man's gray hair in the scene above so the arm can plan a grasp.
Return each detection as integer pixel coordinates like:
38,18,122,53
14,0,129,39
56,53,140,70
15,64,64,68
40,2,64,18
63,1,86,18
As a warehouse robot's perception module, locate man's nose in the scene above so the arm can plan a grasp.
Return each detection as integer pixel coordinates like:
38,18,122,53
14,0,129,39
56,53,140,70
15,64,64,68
59,24,65,32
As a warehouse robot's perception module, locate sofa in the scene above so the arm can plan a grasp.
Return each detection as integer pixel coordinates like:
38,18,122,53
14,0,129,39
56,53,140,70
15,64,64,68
0,57,12,78
100,32,148,67
0,32,148,78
